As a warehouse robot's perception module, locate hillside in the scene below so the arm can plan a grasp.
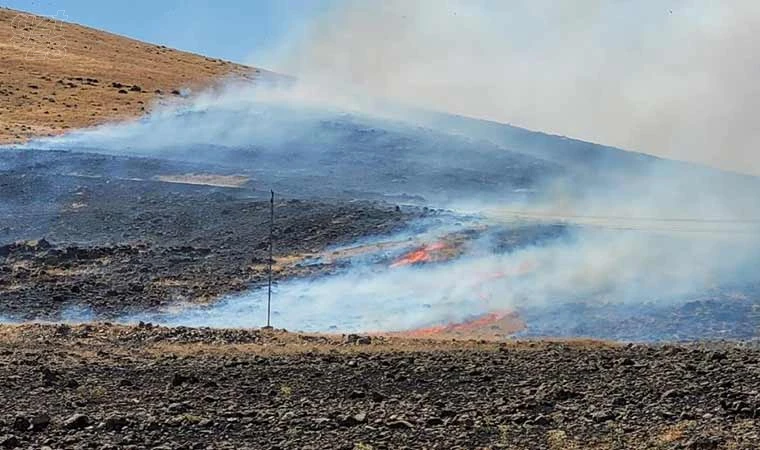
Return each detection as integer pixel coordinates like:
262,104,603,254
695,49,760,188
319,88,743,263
0,7,263,144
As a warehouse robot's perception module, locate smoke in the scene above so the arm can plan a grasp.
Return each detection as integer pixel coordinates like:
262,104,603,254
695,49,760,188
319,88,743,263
10,11,760,338
263,0,760,175
127,217,760,337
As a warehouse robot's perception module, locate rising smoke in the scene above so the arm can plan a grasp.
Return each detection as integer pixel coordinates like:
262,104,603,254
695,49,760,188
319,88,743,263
12,3,760,338
262,0,760,175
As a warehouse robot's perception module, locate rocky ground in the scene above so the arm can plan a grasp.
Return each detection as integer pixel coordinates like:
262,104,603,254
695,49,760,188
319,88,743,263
0,323,757,449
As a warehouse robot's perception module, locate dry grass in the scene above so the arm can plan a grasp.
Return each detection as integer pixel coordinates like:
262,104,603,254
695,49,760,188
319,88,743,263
249,253,314,274
657,421,695,444
44,266,95,277
0,323,620,358
0,7,270,144
154,174,251,188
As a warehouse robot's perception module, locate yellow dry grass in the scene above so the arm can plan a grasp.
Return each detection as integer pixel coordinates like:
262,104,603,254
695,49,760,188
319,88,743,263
154,174,251,188
0,323,620,357
0,7,267,143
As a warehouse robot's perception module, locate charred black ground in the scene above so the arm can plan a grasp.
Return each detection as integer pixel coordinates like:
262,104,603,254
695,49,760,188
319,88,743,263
0,149,417,320
2,143,760,340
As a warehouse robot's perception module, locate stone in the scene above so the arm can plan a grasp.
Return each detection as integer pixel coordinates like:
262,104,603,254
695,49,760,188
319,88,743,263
104,415,129,431
30,414,50,431
386,420,414,430
11,417,29,432
63,413,90,430
0,435,19,449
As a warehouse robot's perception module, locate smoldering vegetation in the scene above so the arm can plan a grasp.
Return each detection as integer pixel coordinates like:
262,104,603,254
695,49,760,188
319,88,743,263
5,81,760,340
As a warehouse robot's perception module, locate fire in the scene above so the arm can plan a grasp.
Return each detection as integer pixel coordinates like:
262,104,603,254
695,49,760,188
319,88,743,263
392,258,536,338
382,235,538,338
399,310,526,338
389,241,452,268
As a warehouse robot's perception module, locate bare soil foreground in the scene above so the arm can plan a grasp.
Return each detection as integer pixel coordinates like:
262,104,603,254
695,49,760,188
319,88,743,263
0,324,758,449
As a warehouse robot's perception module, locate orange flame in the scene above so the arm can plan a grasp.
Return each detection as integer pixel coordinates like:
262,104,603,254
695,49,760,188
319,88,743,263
400,310,525,338
390,241,449,268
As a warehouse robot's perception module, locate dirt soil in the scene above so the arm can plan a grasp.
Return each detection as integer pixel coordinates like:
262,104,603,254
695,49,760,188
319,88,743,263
0,7,271,144
0,323,758,449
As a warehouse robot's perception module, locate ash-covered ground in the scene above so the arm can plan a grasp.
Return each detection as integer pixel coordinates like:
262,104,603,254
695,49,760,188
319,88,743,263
2,100,760,340
0,149,417,320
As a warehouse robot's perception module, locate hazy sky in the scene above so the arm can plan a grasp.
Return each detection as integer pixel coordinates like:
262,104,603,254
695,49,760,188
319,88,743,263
3,0,759,175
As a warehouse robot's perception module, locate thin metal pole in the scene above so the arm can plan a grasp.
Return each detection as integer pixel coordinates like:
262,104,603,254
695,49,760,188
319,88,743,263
267,190,274,328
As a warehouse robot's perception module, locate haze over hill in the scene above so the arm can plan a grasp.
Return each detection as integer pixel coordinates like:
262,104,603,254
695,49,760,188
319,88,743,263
264,0,760,175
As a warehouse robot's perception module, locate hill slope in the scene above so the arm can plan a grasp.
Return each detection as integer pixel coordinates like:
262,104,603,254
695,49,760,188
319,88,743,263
0,8,264,144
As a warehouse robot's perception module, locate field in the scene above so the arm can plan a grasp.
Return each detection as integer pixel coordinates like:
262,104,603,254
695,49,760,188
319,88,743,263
1,7,760,450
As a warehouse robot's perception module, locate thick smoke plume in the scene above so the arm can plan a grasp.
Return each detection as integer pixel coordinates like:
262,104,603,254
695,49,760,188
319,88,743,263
264,0,760,175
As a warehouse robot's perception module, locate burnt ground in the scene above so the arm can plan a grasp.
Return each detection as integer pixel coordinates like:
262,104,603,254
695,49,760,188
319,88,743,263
0,151,417,320
0,324,759,450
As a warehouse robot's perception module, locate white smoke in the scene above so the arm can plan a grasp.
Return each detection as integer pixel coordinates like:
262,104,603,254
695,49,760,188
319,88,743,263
127,218,759,335
262,0,760,175
10,12,760,338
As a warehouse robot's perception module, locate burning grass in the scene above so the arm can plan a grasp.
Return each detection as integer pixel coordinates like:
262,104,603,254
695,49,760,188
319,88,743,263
395,310,526,339
389,239,464,268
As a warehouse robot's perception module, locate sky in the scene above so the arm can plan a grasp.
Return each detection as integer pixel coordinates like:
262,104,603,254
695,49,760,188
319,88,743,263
0,0,334,64
2,0,759,175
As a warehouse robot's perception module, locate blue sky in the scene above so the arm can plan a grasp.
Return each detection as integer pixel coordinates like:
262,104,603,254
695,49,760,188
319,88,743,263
1,0,337,65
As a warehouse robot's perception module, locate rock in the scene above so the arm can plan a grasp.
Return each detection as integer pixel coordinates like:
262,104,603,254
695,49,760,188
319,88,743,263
347,390,365,400
344,334,371,345
709,351,728,362
370,391,386,402
0,435,19,449
167,402,190,413
26,238,51,250
426,417,444,426
170,372,199,387
129,85,142,92
386,420,414,430
529,414,552,426
590,410,616,423
313,417,331,428
661,389,681,400
12,417,29,432
63,413,90,430
104,415,129,431
338,412,367,427
685,436,722,449
30,413,50,431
